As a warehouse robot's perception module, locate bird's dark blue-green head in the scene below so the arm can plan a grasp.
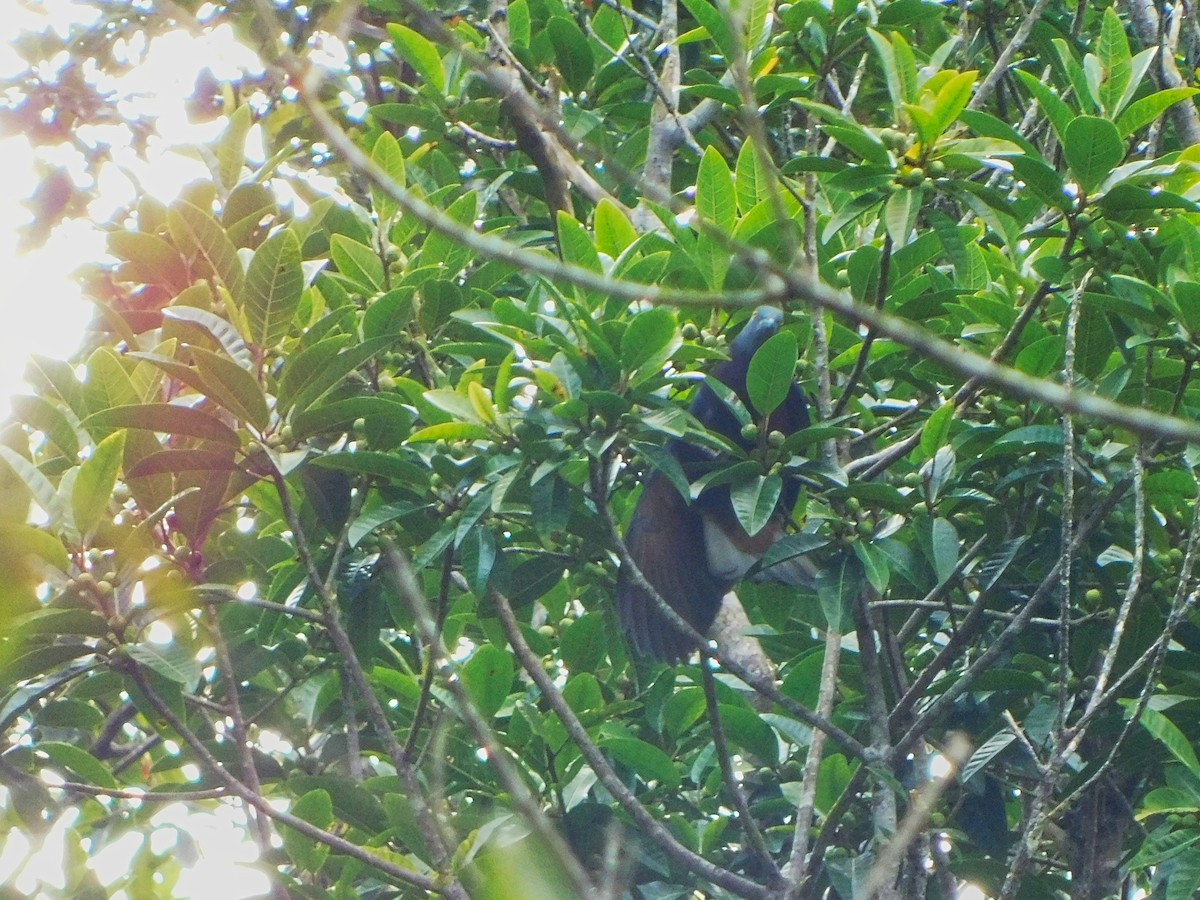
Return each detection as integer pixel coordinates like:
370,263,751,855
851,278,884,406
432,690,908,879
729,306,783,362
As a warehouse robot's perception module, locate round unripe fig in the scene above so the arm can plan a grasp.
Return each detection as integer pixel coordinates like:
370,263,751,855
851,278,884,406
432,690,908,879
768,430,786,448
928,159,946,177
741,423,760,442
377,373,396,390
681,322,700,340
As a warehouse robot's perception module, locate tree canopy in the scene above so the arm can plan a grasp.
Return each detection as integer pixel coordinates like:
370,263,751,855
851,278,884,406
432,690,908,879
5,0,1200,897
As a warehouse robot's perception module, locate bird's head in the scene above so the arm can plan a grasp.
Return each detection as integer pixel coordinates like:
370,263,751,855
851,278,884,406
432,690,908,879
728,306,783,362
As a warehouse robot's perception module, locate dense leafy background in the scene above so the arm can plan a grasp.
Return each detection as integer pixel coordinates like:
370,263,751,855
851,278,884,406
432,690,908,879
5,0,1200,897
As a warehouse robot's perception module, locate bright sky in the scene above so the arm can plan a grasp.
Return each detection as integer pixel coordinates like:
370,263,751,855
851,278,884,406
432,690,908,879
0,0,264,414
0,2,274,896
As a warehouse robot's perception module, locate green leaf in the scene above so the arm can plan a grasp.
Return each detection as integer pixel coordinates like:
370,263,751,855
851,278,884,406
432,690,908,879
223,182,276,245
83,347,139,421
85,404,240,447
560,614,605,672
461,643,515,719
386,23,445,92
107,230,187,291
853,541,890,593
507,0,530,46
10,395,83,458
1116,87,1200,137
884,187,920,245
72,430,125,537
679,0,734,60
928,516,959,583
735,137,768,214
370,131,405,223
920,401,954,457
1138,705,1200,781
620,307,678,375
458,526,498,593
406,422,492,443
290,337,397,417
868,29,917,117
186,345,269,430
217,103,252,190
929,70,977,140
330,234,385,294
730,473,782,537
600,737,681,789
746,329,798,416
419,191,477,275
593,198,637,257
0,446,61,523
1053,38,1099,114
696,145,736,235
547,17,594,94
1063,115,1124,193
719,705,779,764
242,229,303,349
1096,7,1132,116
283,789,333,872
126,641,202,689
0,523,69,573
816,551,862,630
818,125,890,166
38,742,118,790
167,200,244,297
164,305,251,367
1014,335,1064,377
1013,70,1073,145
557,212,602,273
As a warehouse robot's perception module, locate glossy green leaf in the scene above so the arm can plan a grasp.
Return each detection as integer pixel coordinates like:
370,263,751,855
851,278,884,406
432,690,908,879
386,23,445,92
547,17,594,93
816,550,861,631
461,643,514,719
679,0,734,60
72,430,125,537
746,329,797,417
217,103,252,190
167,200,244,297
188,345,269,430
919,401,954,457
1138,705,1200,780
85,404,240,447
593,198,637,257
600,737,681,789
730,473,782,537
370,130,405,223
696,146,736,235
1096,7,1132,116
1116,87,1200,137
507,0,530,46
0,446,60,523
1063,115,1124,192
282,788,333,872
620,307,678,375
557,212,602,273
330,234,385,294
242,228,302,349
38,742,117,789
164,305,251,367
126,641,202,689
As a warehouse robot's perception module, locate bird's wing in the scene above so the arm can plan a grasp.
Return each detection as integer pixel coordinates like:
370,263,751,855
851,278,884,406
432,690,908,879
616,472,732,662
